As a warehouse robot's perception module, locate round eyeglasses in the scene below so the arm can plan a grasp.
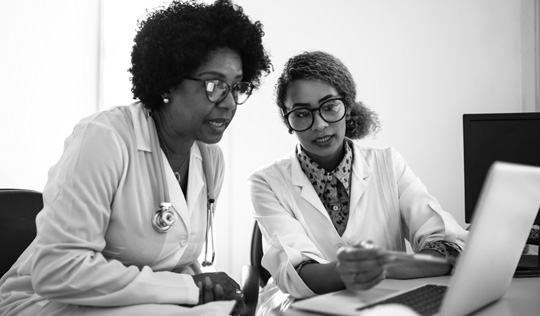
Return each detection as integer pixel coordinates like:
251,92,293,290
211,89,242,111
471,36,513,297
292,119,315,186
185,77,254,105
283,98,347,132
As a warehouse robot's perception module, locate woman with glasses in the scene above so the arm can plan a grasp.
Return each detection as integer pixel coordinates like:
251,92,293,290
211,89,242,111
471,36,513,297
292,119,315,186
248,51,467,314
0,1,271,316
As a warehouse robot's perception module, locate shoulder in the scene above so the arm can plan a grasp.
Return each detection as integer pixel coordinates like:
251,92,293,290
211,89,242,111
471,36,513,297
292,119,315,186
197,142,224,163
206,143,224,159
72,105,133,139
249,153,293,181
352,142,404,163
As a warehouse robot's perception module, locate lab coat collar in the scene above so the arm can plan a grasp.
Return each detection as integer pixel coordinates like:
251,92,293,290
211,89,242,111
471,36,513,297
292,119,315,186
164,143,204,229
130,102,205,232
129,102,152,152
349,141,371,212
290,141,371,219
186,144,205,212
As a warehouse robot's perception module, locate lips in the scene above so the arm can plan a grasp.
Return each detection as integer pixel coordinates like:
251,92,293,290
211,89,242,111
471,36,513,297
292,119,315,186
209,120,226,128
313,135,333,144
208,118,230,131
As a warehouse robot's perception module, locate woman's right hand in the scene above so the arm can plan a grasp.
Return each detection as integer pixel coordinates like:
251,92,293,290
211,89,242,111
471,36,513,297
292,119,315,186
193,275,225,304
335,242,390,291
192,272,246,315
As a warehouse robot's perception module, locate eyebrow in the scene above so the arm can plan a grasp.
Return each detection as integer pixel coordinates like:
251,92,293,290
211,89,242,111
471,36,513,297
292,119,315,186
291,94,339,108
196,70,243,81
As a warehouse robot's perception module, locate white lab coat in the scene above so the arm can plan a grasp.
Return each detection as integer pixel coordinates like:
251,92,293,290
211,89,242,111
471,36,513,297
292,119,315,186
249,143,468,299
0,103,233,315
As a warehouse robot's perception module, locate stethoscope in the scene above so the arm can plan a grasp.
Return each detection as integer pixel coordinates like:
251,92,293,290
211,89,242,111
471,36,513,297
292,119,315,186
148,110,216,267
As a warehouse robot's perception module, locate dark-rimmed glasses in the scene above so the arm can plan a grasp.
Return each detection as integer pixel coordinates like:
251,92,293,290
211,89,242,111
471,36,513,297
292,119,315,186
185,77,254,105
283,98,346,132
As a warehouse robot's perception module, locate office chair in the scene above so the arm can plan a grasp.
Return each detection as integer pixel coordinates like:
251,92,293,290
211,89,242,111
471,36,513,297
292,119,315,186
0,189,43,276
241,222,271,316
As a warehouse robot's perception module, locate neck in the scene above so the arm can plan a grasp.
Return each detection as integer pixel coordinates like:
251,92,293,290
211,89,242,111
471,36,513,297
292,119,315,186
304,142,345,172
153,108,193,154
152,109,193,171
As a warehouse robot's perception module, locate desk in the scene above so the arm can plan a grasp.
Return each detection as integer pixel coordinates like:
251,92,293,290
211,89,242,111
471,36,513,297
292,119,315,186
283,276,540,316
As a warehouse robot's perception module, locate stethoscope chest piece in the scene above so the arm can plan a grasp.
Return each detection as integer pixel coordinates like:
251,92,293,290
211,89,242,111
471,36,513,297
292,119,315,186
152,202,176,233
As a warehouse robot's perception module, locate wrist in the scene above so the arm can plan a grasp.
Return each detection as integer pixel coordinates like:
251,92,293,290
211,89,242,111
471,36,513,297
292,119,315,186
295,259,317,277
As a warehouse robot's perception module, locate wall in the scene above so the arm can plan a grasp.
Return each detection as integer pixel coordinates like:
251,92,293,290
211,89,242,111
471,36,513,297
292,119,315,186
0,0,101,191
0,0,534,285
217,0,528,282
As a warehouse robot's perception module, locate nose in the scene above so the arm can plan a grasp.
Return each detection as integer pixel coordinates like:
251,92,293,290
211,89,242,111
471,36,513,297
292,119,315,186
311,111,328,131
216,90,237,111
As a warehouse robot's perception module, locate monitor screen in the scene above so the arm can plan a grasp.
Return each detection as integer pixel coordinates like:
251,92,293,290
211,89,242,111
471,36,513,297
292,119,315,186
463,112,540,225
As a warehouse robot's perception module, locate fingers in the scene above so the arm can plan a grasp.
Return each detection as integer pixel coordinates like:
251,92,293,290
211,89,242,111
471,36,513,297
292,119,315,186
337,248,386,274
200,277,214,304
214,283,224,300
336,241,387,291
231,289,247,316
338,245,386,261
195,274,245,307
347,269,387,291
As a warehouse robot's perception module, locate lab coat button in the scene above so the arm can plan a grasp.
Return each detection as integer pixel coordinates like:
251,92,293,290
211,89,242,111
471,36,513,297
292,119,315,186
179,239,188,247
332,205,339,211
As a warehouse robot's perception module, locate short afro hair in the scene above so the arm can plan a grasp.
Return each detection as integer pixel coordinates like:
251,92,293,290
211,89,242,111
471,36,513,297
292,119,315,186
129,0,272,109
275,51,380,139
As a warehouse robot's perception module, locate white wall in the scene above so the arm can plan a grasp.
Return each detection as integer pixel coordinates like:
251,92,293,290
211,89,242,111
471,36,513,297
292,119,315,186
0,0,100,191
0,0,535,285
217,0,530,283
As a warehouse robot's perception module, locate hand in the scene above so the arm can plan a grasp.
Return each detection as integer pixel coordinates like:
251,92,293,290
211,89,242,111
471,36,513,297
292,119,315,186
336,241,391,291
192,272,246,316
384,249,452,279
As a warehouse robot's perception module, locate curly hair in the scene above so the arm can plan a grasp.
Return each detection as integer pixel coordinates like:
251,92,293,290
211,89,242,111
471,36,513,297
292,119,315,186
275,51,380,139
129,0,272,109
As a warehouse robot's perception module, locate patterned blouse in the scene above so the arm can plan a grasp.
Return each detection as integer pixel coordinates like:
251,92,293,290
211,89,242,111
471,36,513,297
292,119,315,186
296,140,462,266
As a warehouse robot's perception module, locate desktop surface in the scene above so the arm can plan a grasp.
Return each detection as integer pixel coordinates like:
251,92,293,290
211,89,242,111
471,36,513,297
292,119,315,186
283,276,540,316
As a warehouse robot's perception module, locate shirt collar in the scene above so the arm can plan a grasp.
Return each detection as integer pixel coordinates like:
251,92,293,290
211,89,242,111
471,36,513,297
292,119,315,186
296,140,354,193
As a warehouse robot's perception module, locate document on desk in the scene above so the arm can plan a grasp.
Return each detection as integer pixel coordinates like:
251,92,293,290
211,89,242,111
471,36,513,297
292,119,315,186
292,287,397,316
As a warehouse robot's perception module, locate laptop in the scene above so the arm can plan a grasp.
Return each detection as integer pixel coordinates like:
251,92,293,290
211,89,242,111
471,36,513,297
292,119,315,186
292,161,540,316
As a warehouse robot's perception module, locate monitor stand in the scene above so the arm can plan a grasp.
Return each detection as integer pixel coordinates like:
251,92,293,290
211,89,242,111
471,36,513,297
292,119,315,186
514,252,540,277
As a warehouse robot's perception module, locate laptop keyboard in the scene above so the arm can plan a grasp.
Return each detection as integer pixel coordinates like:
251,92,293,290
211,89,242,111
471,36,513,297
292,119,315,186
358,284,448,316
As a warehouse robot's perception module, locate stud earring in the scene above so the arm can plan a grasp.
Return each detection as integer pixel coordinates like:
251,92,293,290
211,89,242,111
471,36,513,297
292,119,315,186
163,97,169,104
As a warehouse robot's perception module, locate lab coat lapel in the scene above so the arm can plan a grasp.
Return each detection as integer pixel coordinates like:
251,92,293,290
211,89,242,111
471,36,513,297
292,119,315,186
162,151,190,230
290,151,330,219
349,144,370,212
140,103,192,232
186,145,204,212
130,102,152,152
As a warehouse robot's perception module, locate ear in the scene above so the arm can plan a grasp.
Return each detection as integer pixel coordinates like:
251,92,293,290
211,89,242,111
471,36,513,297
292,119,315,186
346,106,352,119
282,111,294,134
161,92,172,104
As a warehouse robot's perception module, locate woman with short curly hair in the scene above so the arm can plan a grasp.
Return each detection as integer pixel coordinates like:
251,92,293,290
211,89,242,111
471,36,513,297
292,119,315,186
249,51,467,314
130,0,271,110
0,1,271,315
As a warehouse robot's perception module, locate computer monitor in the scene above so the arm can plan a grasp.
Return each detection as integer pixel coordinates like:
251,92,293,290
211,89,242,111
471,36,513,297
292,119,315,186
463,112,540,276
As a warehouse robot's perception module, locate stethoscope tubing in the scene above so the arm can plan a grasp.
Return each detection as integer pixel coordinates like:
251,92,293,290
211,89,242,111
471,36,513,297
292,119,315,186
148,109,216,265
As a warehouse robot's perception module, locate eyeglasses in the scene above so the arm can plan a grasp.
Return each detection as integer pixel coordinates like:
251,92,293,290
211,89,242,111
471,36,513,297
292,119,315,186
283,98,347,132
185,77,254,105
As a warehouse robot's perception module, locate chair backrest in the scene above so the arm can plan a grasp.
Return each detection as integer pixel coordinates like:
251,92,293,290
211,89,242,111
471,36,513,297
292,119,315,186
0,189,43,276
250,222,271,288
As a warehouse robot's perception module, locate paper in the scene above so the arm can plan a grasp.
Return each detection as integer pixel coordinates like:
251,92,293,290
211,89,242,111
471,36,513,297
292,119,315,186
292,288,397,316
